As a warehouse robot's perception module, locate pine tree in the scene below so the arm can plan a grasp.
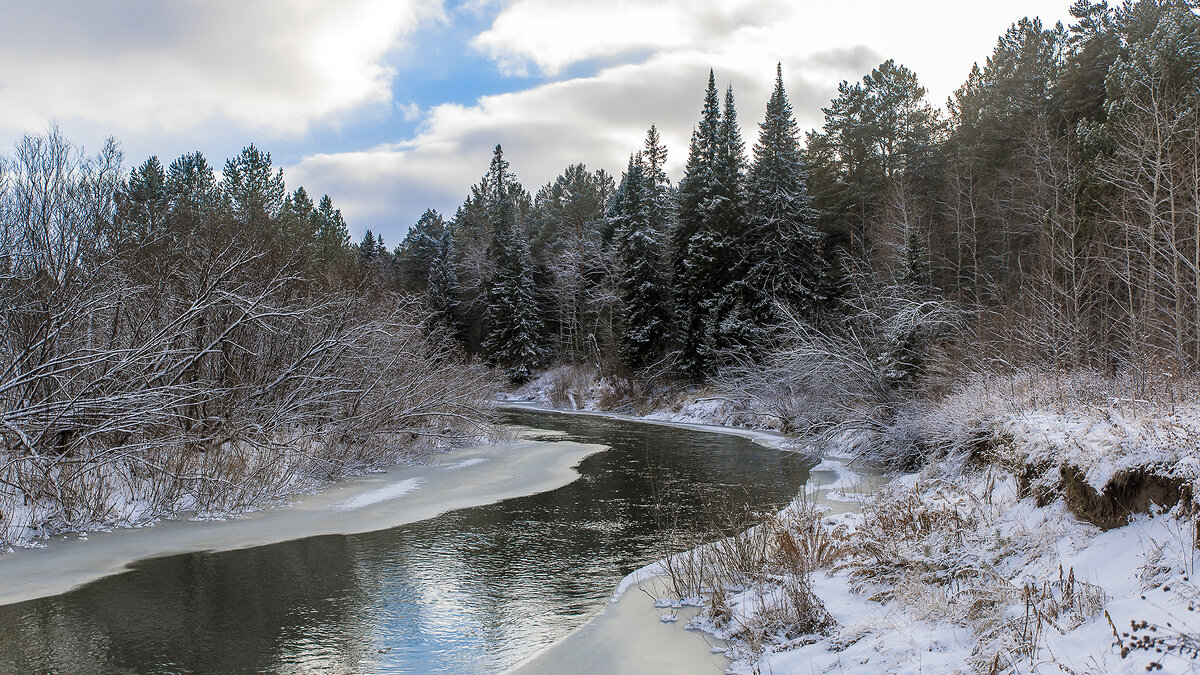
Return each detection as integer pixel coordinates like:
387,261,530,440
482,144,544,382
119,156,168,248
428,221,460,330
703,84,751,359
673,70,722,375
359,228,377,260
315,195,350,266
611,149,671,367
223,145,286,246
744,64,826,336
165,151,221,248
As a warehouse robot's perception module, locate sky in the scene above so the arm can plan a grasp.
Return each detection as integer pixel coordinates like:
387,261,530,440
0,0,1075,246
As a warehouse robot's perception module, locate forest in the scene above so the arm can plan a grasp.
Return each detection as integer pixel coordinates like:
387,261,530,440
388,0,1200,462
3,0,1200,536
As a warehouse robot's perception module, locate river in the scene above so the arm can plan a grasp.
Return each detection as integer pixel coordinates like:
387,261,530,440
0,407,818,674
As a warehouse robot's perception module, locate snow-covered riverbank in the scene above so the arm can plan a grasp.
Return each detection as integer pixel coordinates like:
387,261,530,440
510,373,1200,673
0,427,604,606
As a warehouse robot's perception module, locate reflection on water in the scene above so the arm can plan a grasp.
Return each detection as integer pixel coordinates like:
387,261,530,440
0,409,812,674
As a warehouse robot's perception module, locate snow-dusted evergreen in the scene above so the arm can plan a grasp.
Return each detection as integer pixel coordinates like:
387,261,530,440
743,64,825,336
703,84,754,361
398,209,460,329
674,71,744,375
610,136,672,367
481,144,544,382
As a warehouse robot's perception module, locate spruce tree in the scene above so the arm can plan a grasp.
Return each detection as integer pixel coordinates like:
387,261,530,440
482,144,544,382
674,73,751,374
280,186,318,264
744,64,825,336
673,71,722,375
397,209,460,329
397,209,445,289
703,84,751,359
642,124,673,242
611,149,671,368
315,195,350,266
359,228,377,260
427,221,460,330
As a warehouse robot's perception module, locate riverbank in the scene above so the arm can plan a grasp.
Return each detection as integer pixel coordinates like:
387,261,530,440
0,405,825,675
510,371,1200,673
497,402,887,673
0,426,604,606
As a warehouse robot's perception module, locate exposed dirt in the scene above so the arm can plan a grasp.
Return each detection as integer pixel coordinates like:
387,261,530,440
1059,465,1190,529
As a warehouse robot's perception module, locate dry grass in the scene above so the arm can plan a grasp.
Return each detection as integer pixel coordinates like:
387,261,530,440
649,495,840,659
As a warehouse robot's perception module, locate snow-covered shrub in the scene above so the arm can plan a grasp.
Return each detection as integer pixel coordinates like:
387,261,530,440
541,365,595,410
716,292,959,466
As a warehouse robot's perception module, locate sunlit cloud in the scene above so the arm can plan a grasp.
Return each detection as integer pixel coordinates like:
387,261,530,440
0,0,444,137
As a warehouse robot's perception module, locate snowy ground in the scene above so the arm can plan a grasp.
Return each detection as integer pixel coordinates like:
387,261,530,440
503,365,778,430
617,412,1200,674
699,468,1200,674
512,368,1200,673
0,429,604,606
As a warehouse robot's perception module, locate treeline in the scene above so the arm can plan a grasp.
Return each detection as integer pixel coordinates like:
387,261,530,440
0,129,493,538
388,0,1200,399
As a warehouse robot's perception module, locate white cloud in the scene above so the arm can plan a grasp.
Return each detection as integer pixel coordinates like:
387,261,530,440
291,0,1073,241
470,0,787,76
0,0,444,137
397,102,424,121
289,40,871,242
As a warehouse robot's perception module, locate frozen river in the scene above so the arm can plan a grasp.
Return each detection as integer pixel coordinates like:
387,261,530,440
0,407,816,673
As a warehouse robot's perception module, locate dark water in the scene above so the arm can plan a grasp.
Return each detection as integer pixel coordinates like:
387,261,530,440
0,409,812,674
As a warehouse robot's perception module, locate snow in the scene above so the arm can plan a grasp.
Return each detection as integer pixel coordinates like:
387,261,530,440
0,435,607,606
1001,405,1200,493
576,387,1200,674
441,457,488,470
331,478,423,510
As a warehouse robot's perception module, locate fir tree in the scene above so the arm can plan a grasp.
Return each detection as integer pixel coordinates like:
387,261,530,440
397,209,460,329
359,228,377,261
674,73,750,374
673,70,722,375
428,220,460,330
397,209,446,289
642,124,674,246
482,145,544,382
703,84,751,359
315,195,350,265
611,149,671,367
744,64,826,337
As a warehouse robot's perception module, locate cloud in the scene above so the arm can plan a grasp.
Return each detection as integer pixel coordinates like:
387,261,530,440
257,0,1073,242
397,102,424,121
470,0,788,76
288,39,871,243
0,0,444,137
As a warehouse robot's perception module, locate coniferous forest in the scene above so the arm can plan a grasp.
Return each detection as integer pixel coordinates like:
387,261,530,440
387,0,1200,462
4,0,1200,531
7,1,1200,671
